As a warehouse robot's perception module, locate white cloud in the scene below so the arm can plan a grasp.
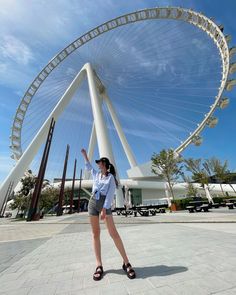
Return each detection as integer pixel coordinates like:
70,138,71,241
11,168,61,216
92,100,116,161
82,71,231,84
192,38,208,50
0,63,7,73
0,35,36,89
0,35,34,65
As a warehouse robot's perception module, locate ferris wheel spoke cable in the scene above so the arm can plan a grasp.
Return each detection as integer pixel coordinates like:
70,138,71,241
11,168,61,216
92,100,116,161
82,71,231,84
111,86,218,105
111,99,194,137
118,106,198,135
98,17,199,64
104,75,220,89
98,59,220,87
123,95,204,128
138,95,209,113
24,75,79,119
25,82,70,120
114,87,210,113
97,22,212,68
153,95,214,107
24,77,74,117
154,91,217,98
21,92,68,143
124,96,199,127
105,98,181,153
92,17,167,61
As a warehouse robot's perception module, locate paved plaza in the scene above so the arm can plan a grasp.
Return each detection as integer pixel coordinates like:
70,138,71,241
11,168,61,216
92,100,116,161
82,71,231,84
0,209,236,295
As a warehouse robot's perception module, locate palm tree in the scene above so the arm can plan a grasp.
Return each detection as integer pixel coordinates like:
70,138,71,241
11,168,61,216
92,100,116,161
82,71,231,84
184,158,213,202
204,157,229,197
151,149,183,205
225,173,236,195
184,158,209,185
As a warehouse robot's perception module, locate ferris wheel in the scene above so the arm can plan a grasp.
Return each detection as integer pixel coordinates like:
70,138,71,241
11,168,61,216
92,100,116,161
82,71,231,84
1,7,236,208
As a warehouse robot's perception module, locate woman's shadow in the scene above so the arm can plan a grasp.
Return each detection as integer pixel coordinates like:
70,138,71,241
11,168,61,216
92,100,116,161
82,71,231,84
105,265,188,278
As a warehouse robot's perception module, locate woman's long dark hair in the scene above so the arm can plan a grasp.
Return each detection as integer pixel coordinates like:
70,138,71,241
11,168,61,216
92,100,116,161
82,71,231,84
105,162,119,188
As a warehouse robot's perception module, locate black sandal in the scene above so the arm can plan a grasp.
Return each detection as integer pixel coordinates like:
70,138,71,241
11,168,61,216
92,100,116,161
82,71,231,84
122,262,136,279
93,265,104,281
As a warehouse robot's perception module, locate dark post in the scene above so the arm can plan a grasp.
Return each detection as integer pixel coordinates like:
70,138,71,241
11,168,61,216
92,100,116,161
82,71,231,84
77,169,82,213
122,185,127,217
0,181,14,217
27,118,55,221
33,120,55,220
69,158,77,214
0,182,11,217
57,144,70,216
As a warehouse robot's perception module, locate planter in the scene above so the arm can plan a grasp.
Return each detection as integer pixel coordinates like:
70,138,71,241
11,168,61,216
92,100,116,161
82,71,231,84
171,203,177,211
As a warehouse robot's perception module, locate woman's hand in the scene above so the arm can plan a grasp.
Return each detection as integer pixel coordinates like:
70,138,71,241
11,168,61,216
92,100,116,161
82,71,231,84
100,208,106,220
81,148,87,155
81,148,89,161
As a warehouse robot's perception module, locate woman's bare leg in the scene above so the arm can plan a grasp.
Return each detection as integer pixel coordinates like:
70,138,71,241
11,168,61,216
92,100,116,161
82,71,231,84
89,215,102,277
104,215,129,264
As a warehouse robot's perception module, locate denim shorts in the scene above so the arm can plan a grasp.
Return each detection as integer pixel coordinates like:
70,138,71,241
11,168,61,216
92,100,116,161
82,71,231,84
88,194,112,216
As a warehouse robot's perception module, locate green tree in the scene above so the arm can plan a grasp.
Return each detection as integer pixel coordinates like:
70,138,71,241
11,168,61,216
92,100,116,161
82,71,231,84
9,193,29,215
181,173,198,198
39,185,59,212
186,181,198,198
10,170,36,216
151,149,183,202
20,175,36,196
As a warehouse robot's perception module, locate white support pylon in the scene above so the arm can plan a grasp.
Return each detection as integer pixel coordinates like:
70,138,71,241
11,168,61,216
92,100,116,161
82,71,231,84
164,182,172,209
103,92,137,168
83,121,96,180
204,184,214,204
86,63,124,207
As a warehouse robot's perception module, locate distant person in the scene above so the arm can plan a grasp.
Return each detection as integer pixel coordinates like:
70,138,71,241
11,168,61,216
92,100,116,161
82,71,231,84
81,148,136,281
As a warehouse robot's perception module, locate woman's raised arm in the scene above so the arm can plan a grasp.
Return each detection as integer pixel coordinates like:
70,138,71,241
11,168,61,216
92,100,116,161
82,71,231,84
81,148,97,178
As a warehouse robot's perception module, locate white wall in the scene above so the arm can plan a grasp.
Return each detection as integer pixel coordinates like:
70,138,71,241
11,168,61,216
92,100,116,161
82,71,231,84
141,188,164,200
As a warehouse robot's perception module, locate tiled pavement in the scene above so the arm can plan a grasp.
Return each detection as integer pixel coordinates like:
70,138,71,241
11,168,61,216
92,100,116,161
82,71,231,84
0,210,236,294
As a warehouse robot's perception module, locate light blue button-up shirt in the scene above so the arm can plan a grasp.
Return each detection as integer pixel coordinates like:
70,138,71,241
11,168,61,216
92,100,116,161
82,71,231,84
85,160,116,209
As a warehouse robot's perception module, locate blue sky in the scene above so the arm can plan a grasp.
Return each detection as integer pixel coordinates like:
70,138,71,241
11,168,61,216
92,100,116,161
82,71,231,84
0,0,236,182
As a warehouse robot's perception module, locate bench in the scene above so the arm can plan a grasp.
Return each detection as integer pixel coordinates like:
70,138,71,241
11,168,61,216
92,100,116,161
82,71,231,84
200,204,209,212
159,208,166,213
186,206,195,213
116,204,169,217
138,210,149,216
186,202,210,213
195,206,202,212
149,209,156,216
226,202,234,209
133,210,148,217
122,210,133,216
228,199,236,209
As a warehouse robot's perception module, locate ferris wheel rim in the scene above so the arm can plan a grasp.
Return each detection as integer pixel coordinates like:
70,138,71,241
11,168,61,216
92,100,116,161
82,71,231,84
10,6,231,160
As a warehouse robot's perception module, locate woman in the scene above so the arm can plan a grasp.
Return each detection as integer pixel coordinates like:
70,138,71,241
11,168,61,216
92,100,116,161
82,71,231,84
81,148,136,281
